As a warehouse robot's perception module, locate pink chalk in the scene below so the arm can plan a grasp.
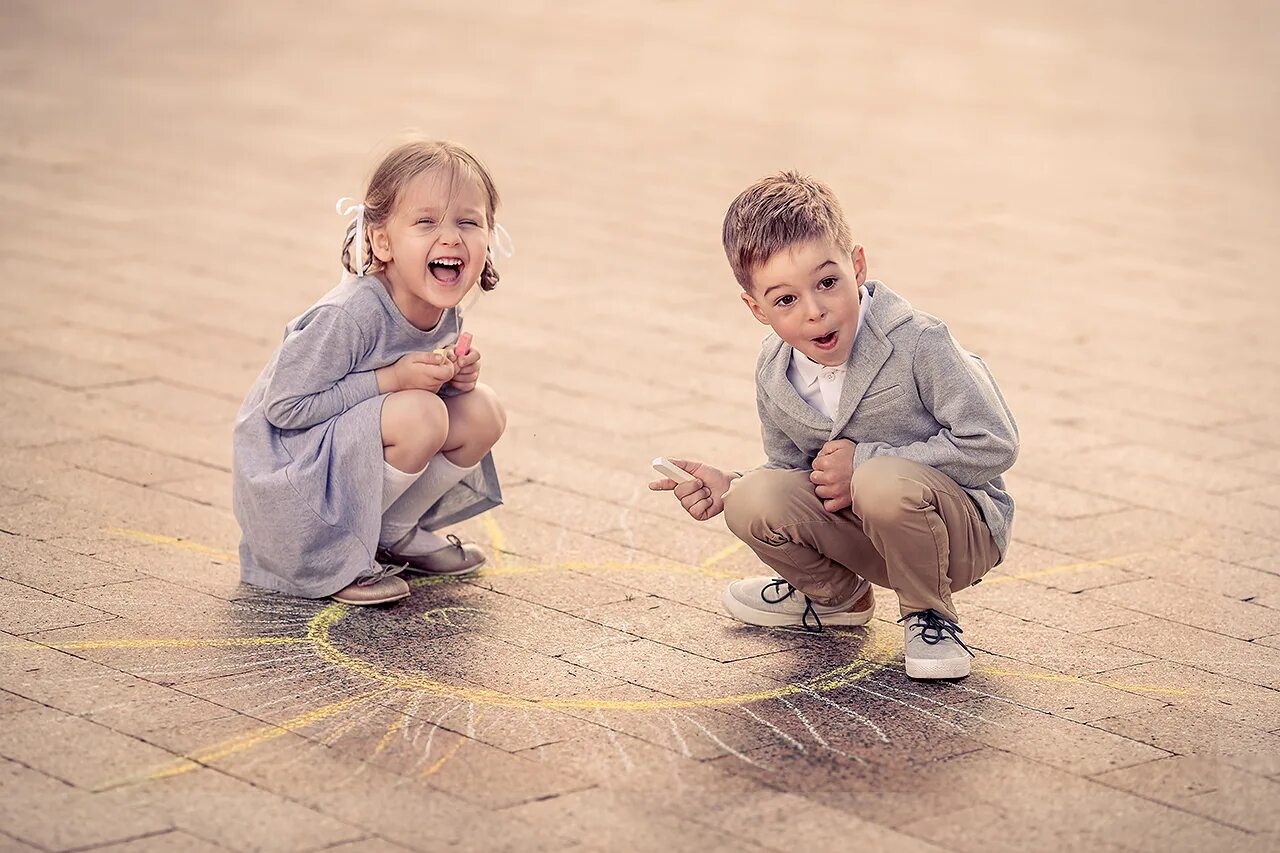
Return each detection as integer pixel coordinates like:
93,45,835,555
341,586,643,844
455,332,473,358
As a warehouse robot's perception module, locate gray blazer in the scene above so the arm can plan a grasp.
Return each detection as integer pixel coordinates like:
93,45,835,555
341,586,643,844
754,280,1018,559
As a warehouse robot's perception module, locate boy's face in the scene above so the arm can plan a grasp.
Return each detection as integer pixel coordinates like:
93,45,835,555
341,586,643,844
741,239,867,367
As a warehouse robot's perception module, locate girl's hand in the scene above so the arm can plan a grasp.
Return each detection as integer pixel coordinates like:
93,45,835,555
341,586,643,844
449,347,481,393
648,458,737,521
377,351,457,394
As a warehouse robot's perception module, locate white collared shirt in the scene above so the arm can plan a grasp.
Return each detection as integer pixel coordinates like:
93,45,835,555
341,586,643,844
786,285,869,419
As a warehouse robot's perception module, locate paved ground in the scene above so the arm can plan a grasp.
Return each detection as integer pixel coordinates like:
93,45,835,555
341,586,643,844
2,1,1280,851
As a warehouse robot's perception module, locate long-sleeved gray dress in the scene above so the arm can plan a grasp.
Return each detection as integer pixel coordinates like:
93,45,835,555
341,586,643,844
232,275,502,598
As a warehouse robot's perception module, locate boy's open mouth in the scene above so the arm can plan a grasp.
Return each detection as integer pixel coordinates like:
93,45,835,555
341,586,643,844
428,258,463,285
812,331,839,351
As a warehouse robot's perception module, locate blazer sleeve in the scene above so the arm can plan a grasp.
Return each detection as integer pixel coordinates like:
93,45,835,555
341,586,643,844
852,322,1019,486
757,391,809,471
263,306,382,430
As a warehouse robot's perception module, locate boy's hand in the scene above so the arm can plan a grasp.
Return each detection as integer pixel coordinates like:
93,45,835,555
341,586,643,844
648,459,736,521
377,351,458,394
811,439,857,513
448,346,481,393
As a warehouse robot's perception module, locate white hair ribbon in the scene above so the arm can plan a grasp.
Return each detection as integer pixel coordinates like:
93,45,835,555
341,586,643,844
491,222,515,259
335,197,366,274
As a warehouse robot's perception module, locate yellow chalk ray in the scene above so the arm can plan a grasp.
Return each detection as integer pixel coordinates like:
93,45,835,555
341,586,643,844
132,688,396,784
44,636,309,651
419,713,484,779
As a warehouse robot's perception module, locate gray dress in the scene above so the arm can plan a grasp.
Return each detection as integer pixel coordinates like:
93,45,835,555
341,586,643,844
232,275,502,598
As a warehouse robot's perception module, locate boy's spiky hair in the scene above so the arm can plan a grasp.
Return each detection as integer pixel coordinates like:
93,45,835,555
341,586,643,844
721,171,853,289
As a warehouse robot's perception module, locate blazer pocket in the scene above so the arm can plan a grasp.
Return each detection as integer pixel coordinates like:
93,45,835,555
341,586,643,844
856,384,905,414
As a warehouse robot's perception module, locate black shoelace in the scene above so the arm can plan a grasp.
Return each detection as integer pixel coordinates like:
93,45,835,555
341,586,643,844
761,578,824,633
897,609,975,657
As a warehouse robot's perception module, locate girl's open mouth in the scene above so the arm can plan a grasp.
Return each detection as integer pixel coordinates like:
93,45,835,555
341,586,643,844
813,331,839,350
428,259,463,285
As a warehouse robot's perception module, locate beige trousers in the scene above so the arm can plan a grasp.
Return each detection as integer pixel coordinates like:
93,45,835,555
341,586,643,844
722,456,1000,621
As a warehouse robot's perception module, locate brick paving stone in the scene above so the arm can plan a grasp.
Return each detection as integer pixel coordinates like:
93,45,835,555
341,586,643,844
0,533,147,593
960,608,1156,676
0,689,39,716
0,757,173,852
0,577,116,635
922,749,1259,853
503,787,771,853
1092,705,1280,777
1086,660,1280,732
1089,618,1280,690
1002,474,1134,520
903,803,1136,853
692,790,947,853
574,594,808,663
965,580,1149,634
0,704,185,791
319,840,417,853
1095,755,1280,834
943,697,1171,776
1085,578,1280,640
101,769,366,853
49,437,220,488
85,830,235,853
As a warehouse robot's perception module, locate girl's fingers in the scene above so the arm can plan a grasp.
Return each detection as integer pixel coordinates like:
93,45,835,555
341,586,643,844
648,478,676,491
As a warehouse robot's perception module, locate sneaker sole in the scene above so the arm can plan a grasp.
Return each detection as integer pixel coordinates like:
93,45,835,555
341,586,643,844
720,585,875,628
904,656,971,680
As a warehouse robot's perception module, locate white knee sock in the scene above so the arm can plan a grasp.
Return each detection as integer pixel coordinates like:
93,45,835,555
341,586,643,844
381,460,427,513
379,454,478,553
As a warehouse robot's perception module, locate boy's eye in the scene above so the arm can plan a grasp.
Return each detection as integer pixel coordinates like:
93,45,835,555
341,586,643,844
818,276,839,289
775,295,796,307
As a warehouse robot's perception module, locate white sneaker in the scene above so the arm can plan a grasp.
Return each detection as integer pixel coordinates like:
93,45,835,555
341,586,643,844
721,576,874,632
900,609,974,679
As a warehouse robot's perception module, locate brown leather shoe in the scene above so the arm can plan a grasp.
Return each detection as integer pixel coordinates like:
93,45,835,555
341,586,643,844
377,533,486,577
331,568,410,605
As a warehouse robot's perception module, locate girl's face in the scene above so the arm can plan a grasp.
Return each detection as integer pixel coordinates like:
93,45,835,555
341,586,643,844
371,167,490,326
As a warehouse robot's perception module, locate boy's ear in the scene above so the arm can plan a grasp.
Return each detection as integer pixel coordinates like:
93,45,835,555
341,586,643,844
851,244,867,287
369,225,393,263
740,290,771,325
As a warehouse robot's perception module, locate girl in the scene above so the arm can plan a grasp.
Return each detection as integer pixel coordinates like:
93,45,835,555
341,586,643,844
232,139,508,605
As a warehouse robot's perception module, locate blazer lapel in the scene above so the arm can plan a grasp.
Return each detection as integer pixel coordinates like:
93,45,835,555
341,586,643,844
760,343,831,432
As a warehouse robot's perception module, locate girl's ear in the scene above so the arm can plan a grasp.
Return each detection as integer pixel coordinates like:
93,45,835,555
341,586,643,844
369,225,393,263
740,290,771,325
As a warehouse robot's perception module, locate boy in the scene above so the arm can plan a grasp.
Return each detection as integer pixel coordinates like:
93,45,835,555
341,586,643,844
650,172,1018,680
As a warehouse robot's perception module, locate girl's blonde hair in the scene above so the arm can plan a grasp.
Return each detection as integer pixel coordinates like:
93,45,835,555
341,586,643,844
341,139,502,292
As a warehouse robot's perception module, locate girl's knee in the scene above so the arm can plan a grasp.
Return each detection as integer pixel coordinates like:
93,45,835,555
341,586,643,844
449,384,507,446
382,390,450,450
